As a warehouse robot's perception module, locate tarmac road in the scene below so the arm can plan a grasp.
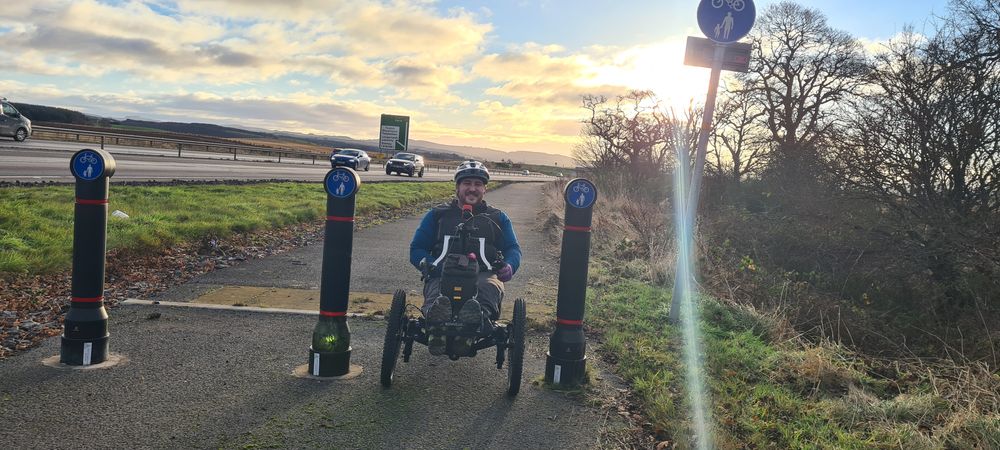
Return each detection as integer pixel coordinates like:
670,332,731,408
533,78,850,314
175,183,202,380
0,183,626,449
2,142,552,183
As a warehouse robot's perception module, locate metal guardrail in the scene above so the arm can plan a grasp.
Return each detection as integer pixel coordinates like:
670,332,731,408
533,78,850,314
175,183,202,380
32,125,326,164
31,125,554,177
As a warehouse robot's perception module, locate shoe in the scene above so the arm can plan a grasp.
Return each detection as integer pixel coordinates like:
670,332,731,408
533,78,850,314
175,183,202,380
458,299,482,325
454,299,483,356
426,296,451,322
426,297,450,356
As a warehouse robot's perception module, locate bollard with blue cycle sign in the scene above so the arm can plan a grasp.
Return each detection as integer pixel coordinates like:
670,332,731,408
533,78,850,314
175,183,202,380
545,178,597,387
61,149,117,365
306,168,362,377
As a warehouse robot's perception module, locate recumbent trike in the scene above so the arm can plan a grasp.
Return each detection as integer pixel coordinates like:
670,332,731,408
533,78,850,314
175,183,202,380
379,213,526,396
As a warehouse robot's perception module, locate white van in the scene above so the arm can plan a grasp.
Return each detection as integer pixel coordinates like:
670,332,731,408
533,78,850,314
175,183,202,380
0,98,31,142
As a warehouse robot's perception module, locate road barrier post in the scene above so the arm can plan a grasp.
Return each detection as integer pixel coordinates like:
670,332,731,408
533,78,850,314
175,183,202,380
545,178,598,386
61,149,117,365
307,168,362,376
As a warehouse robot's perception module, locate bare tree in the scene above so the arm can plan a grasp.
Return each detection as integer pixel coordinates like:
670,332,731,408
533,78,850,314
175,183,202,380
742,1,867,186
708,84,769,185
574,90,675,179
835,9,1000,305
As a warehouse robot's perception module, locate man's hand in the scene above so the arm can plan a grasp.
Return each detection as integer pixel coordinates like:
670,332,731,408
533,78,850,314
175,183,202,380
496,263,513,282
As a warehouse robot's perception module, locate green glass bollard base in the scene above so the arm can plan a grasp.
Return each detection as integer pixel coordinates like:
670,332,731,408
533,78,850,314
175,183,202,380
307,316,351,376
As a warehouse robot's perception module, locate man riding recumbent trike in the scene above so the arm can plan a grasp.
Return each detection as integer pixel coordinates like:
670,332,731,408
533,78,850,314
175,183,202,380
380,161,526,396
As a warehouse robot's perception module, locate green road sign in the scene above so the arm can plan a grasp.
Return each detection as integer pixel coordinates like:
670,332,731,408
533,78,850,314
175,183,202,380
379,114,409,152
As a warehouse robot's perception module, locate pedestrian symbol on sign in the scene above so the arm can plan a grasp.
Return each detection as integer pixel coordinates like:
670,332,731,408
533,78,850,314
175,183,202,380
697,0,756,44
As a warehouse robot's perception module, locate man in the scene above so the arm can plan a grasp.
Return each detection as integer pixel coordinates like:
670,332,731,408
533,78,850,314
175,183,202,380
410,161,522,356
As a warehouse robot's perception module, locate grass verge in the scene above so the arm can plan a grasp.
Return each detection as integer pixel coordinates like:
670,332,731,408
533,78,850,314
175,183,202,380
0,181,455,275
533,180,999,448
586,263,1000,449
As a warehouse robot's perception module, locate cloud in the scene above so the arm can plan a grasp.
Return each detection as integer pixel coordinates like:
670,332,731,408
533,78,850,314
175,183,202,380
0,0,491,108
0,1,712,156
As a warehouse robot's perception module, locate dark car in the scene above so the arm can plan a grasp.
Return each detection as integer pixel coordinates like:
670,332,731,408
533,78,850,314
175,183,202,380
385,152,425,177
330,148,371,171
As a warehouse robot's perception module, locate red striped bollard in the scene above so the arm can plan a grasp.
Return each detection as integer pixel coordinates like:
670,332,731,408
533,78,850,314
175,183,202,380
61,149,117,365
307,168,361,377
545,178,597,386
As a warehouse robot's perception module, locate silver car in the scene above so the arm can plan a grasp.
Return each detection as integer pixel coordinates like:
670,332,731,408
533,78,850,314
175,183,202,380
330,148,371,171
0,99,31,142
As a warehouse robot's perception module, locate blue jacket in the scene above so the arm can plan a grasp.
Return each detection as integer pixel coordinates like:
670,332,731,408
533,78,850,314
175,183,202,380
410,201,521,277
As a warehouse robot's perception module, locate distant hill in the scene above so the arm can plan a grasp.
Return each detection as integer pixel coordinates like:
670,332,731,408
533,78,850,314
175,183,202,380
17,103,577,166
116,119,271,139
12,103,96,126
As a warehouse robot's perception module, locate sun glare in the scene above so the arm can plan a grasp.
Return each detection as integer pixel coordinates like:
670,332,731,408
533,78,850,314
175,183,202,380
591,41,712,114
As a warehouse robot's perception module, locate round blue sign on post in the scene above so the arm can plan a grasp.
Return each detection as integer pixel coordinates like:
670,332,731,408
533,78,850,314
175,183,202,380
324,168,360,198
71,149,106,181
697,0,756,44
565,179,597,209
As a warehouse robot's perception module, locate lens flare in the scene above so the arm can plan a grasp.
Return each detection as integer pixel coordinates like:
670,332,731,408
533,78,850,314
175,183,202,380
672,123,713,450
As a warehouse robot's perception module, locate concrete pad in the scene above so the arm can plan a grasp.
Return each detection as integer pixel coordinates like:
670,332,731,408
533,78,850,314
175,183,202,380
187,285,557,326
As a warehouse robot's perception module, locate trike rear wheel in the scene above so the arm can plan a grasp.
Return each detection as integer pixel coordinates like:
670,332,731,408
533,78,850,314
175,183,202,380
506,298,526,396
380,290,407,387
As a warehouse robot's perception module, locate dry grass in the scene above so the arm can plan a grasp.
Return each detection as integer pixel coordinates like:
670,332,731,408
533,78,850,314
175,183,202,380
231,138,331,154
547,175,1000,448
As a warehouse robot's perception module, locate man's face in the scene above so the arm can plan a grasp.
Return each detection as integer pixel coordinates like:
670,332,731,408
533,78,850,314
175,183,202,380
456,178,486,206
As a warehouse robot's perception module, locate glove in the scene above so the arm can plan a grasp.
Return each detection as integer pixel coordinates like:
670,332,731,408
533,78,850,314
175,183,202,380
496,263,513,282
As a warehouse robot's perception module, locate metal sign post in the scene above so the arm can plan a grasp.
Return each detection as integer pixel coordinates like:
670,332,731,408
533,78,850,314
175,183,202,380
671,0,756,323
307,168,361,377
545,179,598,387
61,149,117,365
378,114,410,153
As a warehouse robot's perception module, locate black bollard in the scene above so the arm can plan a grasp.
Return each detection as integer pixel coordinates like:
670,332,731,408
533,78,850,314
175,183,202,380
307,168,361,377
61,149,117,365
545,178,597,386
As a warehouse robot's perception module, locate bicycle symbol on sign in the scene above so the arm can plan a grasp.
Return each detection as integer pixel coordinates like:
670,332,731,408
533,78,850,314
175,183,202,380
331,171,351,183
711,0,745,11
78,153,99,165
571,183,591,194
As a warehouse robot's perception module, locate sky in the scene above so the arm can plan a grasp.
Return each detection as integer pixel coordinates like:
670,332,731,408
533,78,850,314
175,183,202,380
0,0,952,157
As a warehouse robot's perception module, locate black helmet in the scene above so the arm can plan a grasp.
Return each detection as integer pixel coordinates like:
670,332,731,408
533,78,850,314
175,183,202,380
454,160,490,184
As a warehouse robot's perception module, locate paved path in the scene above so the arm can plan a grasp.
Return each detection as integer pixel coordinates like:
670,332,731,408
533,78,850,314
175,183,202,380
0,183,625,449
155,183,558,307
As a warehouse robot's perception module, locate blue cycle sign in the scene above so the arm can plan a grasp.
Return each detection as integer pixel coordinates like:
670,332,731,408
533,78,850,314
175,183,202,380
325,168,359,198
71,150,104,181
565,179,597,209
697,0,756,44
